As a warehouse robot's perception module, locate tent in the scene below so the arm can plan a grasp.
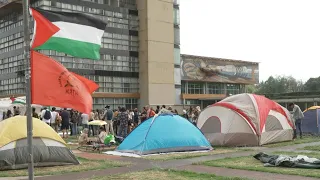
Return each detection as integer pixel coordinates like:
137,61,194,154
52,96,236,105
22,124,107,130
116,113,212,155
302,106,320,134
0,116,79,170
197,93,294,146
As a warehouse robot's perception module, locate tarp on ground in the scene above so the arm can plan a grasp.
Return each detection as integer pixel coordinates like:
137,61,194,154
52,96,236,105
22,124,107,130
254,152,320,169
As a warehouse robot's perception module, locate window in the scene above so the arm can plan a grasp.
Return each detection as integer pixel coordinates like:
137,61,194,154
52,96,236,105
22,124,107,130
226,84,240,95
174,48,180,65
187,82,203,94
174,28,180,45
207,83,224,94
174,8,180,25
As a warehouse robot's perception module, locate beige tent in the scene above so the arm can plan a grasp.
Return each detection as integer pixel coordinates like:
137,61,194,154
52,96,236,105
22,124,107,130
0,116,79,170
197,93,294,146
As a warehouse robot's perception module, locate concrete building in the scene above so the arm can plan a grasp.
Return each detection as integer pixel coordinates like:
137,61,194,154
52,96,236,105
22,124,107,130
0,0,260,111
0,0,180,110
180,54,259,108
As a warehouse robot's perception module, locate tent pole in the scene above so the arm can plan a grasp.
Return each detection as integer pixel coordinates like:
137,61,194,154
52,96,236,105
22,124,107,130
22,0,34,179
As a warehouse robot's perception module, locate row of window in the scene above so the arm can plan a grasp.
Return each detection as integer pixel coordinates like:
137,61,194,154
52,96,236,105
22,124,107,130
0,66,25,74
102,38,139,46
93,97,138,110
0,77,24,85
82,75,138,83
181,82,243,95
103,32,138,41
82,0,136,7
0,0,139,33
41,1,139,22
0,32,23,44
0,89,25,96
37,0,137,19
39,50,139,62
41,6,138,30
0,53,140,75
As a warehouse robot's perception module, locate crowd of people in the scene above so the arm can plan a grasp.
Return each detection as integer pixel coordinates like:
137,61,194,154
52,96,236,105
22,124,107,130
1,104,203,140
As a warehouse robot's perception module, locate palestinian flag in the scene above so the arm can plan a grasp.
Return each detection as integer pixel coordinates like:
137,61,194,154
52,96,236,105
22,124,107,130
30,8,107,60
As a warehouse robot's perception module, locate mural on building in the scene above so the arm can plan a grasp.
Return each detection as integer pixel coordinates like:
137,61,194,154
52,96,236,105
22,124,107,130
181,55,259,84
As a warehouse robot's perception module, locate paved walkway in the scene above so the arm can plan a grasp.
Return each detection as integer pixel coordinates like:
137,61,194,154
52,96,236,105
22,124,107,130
2,141,320,180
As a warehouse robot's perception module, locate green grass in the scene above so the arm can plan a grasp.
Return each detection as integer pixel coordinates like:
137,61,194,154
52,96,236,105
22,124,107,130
302,145,320,151
87,169,249,180
263,136,320,148
143,147,243,161
201,151,320,178
0,157,130,177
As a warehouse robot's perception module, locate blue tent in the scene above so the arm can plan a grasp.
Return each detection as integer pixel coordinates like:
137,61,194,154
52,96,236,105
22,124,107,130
302,107,320,134
116,113,212,155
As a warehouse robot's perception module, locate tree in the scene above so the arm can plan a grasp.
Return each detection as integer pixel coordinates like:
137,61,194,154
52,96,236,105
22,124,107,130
246,84,257,93
256,75,304,94
304,77,320,92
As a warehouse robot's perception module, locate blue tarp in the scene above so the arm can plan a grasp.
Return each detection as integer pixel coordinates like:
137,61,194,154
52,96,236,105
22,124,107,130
116,113,212,155
302,109,320,134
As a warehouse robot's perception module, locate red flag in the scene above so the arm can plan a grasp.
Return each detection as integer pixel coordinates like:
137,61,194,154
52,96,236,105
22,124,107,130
70,72,99,94
29,8,60,48
31,51,96,114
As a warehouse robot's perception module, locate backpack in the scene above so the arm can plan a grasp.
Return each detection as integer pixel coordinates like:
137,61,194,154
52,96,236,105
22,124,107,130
105,109,113,120
44,110,51,120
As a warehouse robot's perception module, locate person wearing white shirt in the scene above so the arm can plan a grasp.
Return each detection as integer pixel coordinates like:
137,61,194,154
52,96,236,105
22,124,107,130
41,107,51,125
50,107,59,132
81,113,89,130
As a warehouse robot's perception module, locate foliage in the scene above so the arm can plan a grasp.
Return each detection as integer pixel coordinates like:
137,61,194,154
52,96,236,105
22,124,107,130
304,77,320,92
256,75,305,94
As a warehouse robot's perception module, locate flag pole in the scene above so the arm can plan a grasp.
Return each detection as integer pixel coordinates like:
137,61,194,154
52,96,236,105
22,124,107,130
22,0,34,179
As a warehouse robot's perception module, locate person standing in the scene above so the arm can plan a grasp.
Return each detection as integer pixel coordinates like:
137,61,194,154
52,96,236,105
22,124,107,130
118,107,129,137
289,103,304,139
50,107,59,132
89,110,95,136
81,113,89,134
41,107,51,126
103,105,114,135
60,108,70,138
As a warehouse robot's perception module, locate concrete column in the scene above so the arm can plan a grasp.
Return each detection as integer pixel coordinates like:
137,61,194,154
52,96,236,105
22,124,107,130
137,0,175,107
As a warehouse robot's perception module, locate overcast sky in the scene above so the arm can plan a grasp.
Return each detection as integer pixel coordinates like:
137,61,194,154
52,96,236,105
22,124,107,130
180,0,320,82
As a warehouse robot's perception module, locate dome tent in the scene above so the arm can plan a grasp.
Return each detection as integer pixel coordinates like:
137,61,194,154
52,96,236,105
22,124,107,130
302,106,320,134
116,113,212,155
197,93,294,146
0,116,79,170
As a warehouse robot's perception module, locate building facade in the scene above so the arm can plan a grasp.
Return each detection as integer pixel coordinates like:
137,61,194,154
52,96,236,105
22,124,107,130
0,0,261,111
0,0,178,110
180,54,259,108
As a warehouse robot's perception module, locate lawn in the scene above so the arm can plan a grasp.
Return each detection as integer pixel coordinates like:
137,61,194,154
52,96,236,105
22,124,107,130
302,145,320,151
201,151,320,178
263,136,320,148
87,169,249,180
0,157,130,177
143,148,242,161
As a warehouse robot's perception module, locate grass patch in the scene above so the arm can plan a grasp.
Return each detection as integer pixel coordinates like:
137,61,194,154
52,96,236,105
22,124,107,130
302,145,320,151
143,148,242,161
88,169,249,180
264,136,320,148
201,151,320,178
0,157,130,177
